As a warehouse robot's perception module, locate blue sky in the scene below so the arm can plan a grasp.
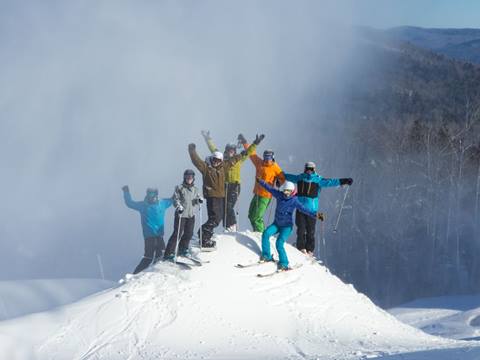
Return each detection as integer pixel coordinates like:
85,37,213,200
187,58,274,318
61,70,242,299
350,0,480,28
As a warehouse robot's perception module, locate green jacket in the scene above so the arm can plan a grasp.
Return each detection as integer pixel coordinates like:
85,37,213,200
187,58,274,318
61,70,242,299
189,146,226,198
204,138,256,184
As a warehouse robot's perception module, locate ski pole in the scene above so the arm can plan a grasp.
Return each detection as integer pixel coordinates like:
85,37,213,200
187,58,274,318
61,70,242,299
199,202,203,248
173,214,182,263
333,186,350,234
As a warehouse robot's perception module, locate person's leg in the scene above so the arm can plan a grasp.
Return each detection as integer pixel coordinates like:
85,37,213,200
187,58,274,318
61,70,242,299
226,183,240,229
250,196,271,232
178,216,195,255
276,226,293,269
295,211,307,252
248,195,258,231
164,213,182,258
261,223,279,260
153,236,165,262
133,237,155,274
305,216,317,254
201,197,223,246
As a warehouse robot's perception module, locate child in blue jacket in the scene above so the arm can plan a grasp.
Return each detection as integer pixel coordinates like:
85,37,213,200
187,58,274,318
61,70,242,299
122,185,172,274
284,161,352,256
257,179,323,271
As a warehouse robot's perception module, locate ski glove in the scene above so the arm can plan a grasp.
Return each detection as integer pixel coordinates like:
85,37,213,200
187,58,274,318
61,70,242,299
317,212,325,221
339,178,353,186
201,130,211,140
122,185,129,192
253,134,265,145
177,205,184,214
193,197,204,205
188,143,196,151
237,133,247,145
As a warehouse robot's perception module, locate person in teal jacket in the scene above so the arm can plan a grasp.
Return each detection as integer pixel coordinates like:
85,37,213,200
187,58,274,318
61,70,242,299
122,185,172,274
284,161,353,256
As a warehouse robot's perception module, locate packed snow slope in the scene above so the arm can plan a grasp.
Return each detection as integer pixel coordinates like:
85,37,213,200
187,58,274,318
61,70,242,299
1,231,480,360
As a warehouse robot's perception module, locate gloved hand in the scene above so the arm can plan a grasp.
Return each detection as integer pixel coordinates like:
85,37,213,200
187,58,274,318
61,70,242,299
255,177,261,183
339,178,353,186
253,134,265,145
240,150,247,156
198,196,204,204
188,143,196,151
237,133,247,145
201,130,211,139
317,212,325,221
122,185,129,192
177,205,184,214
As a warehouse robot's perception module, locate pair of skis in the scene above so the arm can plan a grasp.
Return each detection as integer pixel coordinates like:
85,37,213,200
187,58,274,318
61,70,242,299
235,261,303,278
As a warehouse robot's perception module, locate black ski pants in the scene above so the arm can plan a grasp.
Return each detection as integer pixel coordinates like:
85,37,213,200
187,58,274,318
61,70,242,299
224,183,240,228
200,197,224,242
133,236,165,274
295,211,317,253
164,214,195,257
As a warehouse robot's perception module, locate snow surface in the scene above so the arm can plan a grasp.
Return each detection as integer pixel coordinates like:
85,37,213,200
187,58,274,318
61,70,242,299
1,231,479,359
390,294,480,342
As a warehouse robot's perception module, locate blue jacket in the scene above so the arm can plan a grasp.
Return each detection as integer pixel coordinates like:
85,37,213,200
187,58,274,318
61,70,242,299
284,172,340,212
258,180,316,227
123,191,172,239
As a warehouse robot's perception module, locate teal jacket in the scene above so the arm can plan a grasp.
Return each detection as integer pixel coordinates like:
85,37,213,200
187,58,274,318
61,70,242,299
284,172,340,212
123,191,172,238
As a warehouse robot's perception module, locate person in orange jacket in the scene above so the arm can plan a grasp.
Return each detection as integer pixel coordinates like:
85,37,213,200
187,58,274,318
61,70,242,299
238,134,285,232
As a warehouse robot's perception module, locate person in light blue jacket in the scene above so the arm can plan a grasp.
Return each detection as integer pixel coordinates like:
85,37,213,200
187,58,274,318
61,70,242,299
257,179,323,270
284,161,352,256
122,185,172,274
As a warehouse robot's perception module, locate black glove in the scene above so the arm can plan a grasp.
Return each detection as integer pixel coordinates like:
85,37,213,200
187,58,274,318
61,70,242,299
317,212,325,221
122,185,129,192
237,133,247,145
253,134,265,145
188,143,196,151
198,197,204,204
201,130,211,139
240,150,247,156
255,177,261,183
177,205,184,214
339,178,353,186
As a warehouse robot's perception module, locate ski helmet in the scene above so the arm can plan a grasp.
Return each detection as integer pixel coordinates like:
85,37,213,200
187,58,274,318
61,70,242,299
263,149,274,161
183,169,195,184
212,151,224,161
145,188,159,203
280,181,295,193
224,143,237,153
304,161,316,172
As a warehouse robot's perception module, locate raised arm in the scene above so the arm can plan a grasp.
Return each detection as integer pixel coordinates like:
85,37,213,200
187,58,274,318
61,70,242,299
188,143,207,175
238,134,262,167
284,172,299,183
122,186,143,211
201,130,218,153
257,178,282,199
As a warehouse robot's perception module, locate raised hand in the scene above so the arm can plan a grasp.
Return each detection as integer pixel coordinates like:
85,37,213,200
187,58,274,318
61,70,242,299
188,143,196,151
237,133,247,145
122,185,129,192
253,134,265,145
201,130,211,139
339,178,353,186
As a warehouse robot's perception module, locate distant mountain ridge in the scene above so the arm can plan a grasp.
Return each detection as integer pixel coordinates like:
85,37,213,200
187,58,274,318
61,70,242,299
385,26,480,63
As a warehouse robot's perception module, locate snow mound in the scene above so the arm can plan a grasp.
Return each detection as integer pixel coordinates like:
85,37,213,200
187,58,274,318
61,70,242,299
0,231,478,359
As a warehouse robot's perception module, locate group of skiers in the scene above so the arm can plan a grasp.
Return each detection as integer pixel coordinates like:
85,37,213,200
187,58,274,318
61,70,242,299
122,131,353,274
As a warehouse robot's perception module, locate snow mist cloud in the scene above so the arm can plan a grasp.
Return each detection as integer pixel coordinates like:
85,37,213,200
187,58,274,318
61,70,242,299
0,1,358,279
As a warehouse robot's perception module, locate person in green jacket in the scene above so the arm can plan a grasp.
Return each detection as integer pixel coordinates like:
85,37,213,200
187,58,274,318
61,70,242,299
201,130,263,232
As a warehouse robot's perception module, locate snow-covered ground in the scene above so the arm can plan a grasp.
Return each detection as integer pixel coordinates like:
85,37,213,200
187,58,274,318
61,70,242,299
1,231,479,359
389,294,480,341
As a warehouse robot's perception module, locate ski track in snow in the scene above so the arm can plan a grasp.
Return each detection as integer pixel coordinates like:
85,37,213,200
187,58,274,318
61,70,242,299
1,231,480,359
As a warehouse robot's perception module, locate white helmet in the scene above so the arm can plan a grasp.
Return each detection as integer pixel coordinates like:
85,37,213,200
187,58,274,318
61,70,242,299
212,151,224,161
280,181,295,192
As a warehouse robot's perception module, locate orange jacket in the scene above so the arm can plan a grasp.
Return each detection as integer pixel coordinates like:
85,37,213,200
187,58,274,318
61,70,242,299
243,143,285,198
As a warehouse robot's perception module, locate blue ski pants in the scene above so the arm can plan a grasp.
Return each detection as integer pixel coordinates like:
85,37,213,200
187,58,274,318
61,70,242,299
261,223,293,268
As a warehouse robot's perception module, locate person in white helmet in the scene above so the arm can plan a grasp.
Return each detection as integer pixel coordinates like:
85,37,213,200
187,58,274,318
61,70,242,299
256,178,324,271
188,143,226,249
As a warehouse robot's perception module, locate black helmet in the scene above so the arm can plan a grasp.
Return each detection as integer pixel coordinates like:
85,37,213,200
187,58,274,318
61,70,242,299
183,169,195,185
263,149,274,161
145,188,159,203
